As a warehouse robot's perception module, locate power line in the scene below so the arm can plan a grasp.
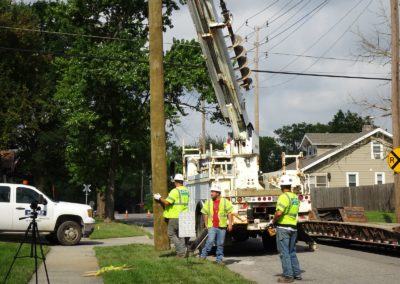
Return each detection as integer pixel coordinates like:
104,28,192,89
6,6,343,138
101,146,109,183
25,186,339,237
252,69,390,82
0,25,139,42
268,0,329,49
268,52,378,63
267,0,373,88
235,0,280,33
259,0,364,84
268,0,306,25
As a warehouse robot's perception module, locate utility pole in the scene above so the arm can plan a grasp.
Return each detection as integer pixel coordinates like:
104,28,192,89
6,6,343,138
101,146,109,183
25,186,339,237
391,0,400,223
254,26,260,133
149,0,170,250
201,100,206,153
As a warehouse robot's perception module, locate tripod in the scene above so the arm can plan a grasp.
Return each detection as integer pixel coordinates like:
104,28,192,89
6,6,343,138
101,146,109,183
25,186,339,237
3,206,50,284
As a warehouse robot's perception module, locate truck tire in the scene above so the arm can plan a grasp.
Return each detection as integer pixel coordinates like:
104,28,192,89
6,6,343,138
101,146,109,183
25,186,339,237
262,231,277,252
57,221,82,246
45,233,59,245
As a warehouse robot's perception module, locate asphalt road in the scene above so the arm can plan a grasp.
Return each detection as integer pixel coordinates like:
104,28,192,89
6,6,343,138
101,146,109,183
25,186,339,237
124,213,400,284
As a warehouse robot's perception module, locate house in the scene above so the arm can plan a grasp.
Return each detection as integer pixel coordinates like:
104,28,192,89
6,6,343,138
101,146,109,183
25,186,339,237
284,126,393,188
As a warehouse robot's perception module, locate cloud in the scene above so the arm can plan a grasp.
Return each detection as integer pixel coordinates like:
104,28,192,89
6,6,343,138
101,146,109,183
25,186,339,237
165,0,392,144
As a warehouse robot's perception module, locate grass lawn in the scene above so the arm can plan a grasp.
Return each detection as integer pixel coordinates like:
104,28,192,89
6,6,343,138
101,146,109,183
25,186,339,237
90,220,149,239
95,244,254,284
365,211,395,223
0,241,49,284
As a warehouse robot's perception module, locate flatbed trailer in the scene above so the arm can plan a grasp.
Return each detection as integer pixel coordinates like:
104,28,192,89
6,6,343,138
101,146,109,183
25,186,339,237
299,207,400,250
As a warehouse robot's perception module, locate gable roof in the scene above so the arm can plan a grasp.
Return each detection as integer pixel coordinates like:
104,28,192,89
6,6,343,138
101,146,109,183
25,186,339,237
299,132,367,148
288,128,392,171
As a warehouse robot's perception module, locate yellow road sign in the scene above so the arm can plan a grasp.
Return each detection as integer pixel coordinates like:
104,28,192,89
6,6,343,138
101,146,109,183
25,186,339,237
387,147,400,173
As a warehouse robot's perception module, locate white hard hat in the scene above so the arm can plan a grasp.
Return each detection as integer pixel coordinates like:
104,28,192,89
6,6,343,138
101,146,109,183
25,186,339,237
279,175,293,187
174,173,184,182
210,184,222,192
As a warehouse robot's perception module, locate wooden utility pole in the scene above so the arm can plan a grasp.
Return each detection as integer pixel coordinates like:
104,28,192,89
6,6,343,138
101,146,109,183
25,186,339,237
201,100,206,153
254,27,260,133
149,0,170,250
391,0,400,223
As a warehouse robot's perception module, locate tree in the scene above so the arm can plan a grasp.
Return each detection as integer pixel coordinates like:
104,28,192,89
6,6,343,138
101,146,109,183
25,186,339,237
328,110,371,133
273,110,371,153
259,136,282,173
0,0,70,196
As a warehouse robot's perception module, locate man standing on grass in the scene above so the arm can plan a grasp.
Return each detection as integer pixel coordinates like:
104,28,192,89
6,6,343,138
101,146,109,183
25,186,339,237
153,173,189,257
200,184,233,264
270,175,302,283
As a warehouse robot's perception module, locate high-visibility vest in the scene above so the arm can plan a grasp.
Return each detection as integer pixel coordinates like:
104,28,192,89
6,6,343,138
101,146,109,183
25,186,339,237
201,198,234,228
163,186,189,219
276,191,300,227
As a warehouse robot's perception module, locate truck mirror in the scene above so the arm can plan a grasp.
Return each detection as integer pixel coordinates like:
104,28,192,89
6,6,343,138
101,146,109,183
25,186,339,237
38,194,48,205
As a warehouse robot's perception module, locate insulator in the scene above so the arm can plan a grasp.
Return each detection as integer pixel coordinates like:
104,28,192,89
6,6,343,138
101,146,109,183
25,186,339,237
230,45,246,60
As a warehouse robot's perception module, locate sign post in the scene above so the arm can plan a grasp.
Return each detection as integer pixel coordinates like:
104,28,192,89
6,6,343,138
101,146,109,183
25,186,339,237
83,184,91,205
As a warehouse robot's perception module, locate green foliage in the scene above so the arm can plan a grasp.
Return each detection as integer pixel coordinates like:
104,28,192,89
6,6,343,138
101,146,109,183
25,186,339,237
365,211,395,223
259,136,282,173
274,110,372,153
90,220,147,239
95,244,254,284
0,241,49,284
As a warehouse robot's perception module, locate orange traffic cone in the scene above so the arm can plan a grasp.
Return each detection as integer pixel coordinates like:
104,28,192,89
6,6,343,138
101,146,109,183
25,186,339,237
147,210,151,218
124,210,128,220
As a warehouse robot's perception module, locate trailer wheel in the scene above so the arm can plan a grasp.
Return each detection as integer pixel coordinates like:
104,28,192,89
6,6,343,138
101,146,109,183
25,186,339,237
57,221,82,246
262,231,277,252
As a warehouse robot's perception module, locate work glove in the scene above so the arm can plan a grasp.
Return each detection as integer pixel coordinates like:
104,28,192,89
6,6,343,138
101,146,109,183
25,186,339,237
267,220,275,228
153,193,162,200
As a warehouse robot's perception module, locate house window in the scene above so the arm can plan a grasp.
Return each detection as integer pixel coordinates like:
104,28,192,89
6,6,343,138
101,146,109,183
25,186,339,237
346,172,359,187
375,172,385,185
309,174,328,188
371,141,383,159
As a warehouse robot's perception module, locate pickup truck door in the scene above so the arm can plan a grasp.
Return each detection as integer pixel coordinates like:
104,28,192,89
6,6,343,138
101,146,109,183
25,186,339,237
12,187,52,231
0,185,13,230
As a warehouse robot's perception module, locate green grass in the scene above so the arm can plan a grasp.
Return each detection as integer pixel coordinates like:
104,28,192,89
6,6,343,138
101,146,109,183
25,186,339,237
0,241,49,284
365,211,395,223
90,220,148,240
95,244,254,284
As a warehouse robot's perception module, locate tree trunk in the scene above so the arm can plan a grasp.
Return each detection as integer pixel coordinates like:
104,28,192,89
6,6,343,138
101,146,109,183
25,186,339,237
105,140,117,222
96,190,106,219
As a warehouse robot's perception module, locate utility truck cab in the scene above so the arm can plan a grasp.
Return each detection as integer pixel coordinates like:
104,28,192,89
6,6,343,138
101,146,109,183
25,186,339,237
0,183,95,245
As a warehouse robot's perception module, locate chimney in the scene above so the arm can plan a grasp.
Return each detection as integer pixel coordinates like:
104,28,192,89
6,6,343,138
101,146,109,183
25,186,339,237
362,124,375,132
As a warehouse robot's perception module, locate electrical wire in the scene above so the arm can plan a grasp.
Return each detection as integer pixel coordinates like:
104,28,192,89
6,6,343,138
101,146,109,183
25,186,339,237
235,0,280,33
259,0,365,84
264,0,373,88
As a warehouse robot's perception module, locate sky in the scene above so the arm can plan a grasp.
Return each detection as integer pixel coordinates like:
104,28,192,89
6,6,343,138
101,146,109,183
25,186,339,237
163,0,393,145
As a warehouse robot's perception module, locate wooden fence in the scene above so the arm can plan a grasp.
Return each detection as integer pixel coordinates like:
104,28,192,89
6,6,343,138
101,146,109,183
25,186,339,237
311,183,395,212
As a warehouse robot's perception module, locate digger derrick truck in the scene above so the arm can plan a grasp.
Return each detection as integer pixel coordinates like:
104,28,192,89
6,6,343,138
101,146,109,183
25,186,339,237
185,0,312,250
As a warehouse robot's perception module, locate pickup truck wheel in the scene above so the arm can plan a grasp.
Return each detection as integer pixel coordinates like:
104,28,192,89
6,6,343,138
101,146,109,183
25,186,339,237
57,221,82,246
45,233,59,244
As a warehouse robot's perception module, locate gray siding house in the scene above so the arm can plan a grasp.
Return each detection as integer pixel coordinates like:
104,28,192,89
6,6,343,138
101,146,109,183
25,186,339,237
287,127,393,188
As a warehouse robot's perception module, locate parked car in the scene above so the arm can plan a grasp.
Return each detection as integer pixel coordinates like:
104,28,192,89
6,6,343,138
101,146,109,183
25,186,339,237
0,183,95,245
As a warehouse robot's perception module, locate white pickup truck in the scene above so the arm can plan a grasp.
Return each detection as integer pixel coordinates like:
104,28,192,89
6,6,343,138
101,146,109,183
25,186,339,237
0,183,95,245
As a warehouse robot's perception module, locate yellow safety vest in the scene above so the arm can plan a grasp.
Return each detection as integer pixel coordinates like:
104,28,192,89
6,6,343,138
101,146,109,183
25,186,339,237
163,186,189,219
276,192,300,227
201,198,234,228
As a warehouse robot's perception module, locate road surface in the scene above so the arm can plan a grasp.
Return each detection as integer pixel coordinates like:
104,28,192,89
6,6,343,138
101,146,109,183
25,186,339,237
124,213,400,284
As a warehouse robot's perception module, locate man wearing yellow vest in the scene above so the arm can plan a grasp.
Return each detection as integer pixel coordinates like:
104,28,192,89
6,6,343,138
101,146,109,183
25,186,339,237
153,173,189,257
199,184,233,264
270,175,302,283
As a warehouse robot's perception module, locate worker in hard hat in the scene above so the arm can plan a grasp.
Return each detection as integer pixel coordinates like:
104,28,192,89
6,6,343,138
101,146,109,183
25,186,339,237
153,173,189,257
199,184,233,264
269,175,302,283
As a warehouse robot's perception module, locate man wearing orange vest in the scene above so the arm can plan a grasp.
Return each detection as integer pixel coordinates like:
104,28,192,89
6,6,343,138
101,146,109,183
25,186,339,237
199,184,233,264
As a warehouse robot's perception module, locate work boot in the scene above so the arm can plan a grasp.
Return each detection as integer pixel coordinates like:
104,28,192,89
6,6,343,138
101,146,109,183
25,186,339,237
215,260,225,266
277,277,294,283
294,275,302,280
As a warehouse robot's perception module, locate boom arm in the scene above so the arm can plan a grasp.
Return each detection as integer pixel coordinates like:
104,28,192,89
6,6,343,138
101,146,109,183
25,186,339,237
187,0,257,146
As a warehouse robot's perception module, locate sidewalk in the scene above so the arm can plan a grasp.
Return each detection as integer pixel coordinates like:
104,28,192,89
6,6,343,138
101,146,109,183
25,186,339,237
30,236,153,284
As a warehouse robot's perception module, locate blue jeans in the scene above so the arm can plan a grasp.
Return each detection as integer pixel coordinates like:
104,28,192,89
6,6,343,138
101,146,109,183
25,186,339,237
200,227,226,262
276,227,301,278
